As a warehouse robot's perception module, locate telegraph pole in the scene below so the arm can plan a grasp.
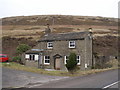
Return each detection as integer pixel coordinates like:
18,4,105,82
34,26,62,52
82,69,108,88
52,16,55,25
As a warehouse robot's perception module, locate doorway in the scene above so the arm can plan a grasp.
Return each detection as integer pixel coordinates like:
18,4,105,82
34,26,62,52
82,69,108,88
55,58,61,70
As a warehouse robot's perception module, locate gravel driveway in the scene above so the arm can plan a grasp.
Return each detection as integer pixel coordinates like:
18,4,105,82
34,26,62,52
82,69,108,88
2,67,68,88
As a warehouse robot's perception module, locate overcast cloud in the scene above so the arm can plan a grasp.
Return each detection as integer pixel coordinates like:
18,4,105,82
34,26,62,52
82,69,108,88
0,0,119,18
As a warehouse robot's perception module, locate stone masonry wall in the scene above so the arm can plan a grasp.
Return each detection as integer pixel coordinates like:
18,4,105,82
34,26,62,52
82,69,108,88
38,39,92,70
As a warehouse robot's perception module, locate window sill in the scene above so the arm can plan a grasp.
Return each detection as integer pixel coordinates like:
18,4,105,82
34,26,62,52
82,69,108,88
47,48,53,49
69,47,76,49
44,63,50,65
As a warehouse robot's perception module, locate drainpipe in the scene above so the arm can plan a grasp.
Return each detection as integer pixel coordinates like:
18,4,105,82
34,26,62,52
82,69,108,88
89,28,95,67
91,32,94,68
38,53,40,68
89,28,93,68
84,35,87,70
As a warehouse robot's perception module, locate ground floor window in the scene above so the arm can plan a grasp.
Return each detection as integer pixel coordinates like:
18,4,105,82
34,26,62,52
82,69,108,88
64,56,69,64
44,56,50,65
25,54,29,59
25,54,38,61
64,55,80,65
77,56,80,65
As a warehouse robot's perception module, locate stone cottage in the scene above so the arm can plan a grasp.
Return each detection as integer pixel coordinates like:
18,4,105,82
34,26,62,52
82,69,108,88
22,26,93,70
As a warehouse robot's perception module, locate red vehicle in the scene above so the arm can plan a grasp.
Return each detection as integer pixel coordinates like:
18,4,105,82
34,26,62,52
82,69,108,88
0,54,9,62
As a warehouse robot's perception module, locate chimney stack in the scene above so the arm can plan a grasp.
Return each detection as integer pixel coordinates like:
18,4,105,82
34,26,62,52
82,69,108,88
89,28,92,32
45,24,51,35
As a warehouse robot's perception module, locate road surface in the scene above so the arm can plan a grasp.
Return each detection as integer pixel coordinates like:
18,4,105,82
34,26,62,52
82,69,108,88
2,67,68,88
32,69,119,88
2,67,119,89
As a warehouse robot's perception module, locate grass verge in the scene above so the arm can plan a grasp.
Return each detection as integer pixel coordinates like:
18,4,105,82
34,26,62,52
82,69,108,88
1,62,119,77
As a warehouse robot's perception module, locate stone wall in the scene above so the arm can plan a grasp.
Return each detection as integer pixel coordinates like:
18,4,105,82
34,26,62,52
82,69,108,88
26,60,38,68
23,32,93,70
38,37,92,70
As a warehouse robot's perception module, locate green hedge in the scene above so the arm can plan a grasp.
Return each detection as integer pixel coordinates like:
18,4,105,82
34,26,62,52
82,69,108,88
12,56,21,63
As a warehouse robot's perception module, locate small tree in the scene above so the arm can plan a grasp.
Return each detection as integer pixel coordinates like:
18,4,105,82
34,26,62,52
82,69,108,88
14,44,31,64
66,53,77,73
16,44,31,55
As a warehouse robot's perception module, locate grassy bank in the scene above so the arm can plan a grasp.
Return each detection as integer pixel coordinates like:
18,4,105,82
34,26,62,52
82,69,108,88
1,62,119,77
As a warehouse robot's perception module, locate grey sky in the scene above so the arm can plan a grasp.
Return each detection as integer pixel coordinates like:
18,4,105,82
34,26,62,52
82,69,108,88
0,0,119,18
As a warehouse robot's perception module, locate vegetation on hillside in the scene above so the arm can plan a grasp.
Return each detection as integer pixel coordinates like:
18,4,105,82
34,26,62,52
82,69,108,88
1,15,118,66
2,15,118,26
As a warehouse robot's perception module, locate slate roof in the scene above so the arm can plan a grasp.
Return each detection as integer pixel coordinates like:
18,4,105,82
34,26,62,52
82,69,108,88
39,31,89,42
26,49,47,54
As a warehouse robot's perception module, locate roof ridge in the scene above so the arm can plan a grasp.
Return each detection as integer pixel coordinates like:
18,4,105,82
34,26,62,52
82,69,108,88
54,31,86,35
39,31,88,42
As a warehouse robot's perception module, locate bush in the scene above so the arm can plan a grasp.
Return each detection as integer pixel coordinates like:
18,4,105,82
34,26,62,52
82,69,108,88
12,56,21,63
92,59,119,69
93,63,103,69
16,44,31,55
66,53,77,74
105,59,119,68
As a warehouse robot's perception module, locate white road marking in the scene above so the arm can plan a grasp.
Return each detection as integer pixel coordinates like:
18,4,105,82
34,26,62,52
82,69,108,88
28,84,43,88
26,77,69,88
102,81,120,89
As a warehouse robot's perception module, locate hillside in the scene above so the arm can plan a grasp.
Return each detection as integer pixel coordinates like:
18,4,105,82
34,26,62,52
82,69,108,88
1,15,118,60
2,15,118,26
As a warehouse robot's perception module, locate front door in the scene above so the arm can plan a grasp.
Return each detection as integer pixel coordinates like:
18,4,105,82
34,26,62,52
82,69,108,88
55,58,61,70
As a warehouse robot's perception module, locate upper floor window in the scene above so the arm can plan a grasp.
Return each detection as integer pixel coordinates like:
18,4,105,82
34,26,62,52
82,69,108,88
44,56,50,65
47,42,53,49
69,41,75,48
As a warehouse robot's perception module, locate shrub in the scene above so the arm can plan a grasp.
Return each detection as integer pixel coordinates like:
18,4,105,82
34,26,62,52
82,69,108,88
105,59,119,68
92,59,119,69
12,56,21,63
93,63,103,69
16,44,31,55
66,53,77,73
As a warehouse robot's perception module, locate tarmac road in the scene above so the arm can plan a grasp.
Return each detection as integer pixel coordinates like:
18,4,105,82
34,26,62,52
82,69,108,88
2,67,119,89
2,67,68,88
33,69,119,89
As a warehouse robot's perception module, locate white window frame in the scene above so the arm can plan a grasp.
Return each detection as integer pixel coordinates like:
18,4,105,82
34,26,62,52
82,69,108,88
26,54,39,61
47,42,53,49
25,54,29,59
64,56,69,64
77,56,80,65
85,63,88,68
64,55,80,65
44,56,50,65
69,41,75,48
34,55,39,61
